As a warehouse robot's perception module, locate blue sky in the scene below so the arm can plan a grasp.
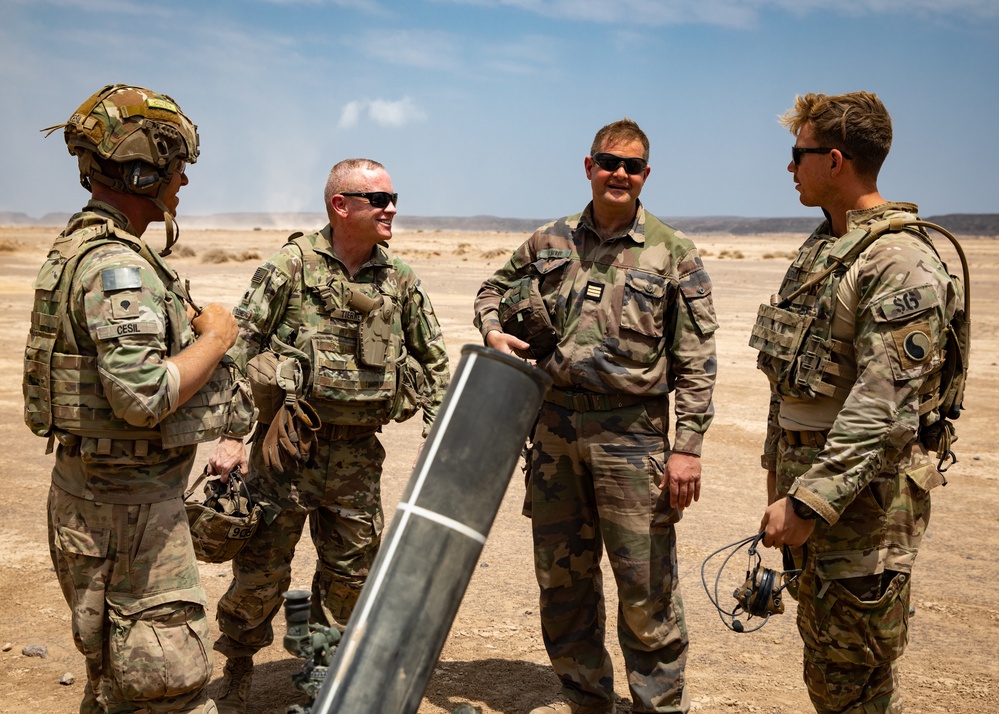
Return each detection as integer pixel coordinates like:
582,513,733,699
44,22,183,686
2,0,997,222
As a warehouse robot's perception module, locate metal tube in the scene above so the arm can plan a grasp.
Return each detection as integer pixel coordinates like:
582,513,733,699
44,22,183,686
311,345,550,714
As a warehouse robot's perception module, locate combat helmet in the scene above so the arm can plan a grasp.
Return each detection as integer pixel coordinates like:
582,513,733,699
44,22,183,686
43,84,199,253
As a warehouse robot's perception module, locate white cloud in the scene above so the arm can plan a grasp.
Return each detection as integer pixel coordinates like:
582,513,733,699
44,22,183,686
338,97,427,129
338,100,364,129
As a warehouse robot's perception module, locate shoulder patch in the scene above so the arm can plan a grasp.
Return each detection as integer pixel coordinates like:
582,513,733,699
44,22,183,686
872,284,939,322
110,292,142,319
101,267,142,292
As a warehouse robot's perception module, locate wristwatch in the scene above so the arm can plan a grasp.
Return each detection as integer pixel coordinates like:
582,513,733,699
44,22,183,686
791,497,819,520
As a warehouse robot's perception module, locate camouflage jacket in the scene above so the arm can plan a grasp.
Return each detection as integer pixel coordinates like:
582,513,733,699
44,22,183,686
231,225,450,435
474,202,717,455
22,201,249,503
757,202,957,525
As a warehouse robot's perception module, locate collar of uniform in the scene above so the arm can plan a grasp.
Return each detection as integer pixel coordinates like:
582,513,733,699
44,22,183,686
317,224,394,269
845,201,919,232
577,200,647,244
76,199,138,236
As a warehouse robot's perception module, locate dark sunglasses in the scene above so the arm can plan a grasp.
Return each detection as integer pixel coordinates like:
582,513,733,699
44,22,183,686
791,146,853,166
340,191,398,208
591,153,648,175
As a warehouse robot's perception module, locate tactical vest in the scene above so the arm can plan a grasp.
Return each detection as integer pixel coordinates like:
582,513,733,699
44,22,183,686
749,217,970,465
267,233,413,427
23,215,246,450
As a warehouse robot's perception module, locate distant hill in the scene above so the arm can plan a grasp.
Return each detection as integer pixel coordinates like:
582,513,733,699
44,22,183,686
3,211,998,236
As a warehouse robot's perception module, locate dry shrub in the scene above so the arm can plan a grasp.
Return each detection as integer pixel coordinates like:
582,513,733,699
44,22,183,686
481,248,508,259
718,249,745,260
237,250,260,262
201,249,230,264
0,240,20,252
173,244,196,258
700,250,713,257
453,242,472,256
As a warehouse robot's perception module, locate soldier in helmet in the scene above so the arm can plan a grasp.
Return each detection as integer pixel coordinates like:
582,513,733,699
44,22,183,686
204,158,450,713
24,84,253,713
474,119,718,714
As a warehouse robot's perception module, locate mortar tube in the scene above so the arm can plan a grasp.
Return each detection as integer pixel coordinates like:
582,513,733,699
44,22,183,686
311,344,550,714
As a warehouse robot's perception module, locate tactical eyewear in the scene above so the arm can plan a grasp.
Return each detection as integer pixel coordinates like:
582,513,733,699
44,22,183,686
591,153,648,175
791,146,853,166
340,191,398,208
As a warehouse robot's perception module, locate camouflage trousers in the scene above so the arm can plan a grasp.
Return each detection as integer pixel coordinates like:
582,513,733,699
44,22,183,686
777,436,928,713
215,430,385,657
528,400,689,714
47,483,214,714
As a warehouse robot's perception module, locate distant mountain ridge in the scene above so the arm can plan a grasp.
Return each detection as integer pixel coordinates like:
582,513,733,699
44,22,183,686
3,211,998,236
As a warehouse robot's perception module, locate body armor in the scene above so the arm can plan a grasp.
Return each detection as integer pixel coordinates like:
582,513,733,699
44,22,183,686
23,212,248,449
262,233,425,427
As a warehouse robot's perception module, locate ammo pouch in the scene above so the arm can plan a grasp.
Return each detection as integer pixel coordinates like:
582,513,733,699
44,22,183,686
498,277,558,360
184,467,262,564
750,303,818,398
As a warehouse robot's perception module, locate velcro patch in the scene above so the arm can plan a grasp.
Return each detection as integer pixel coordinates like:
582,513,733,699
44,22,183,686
95,321,159,341
251,266,269,285
332,308,363,322
873,284,937,322
890,321,934,370
584,281,604,301
101,267,142,292
110,292,141,319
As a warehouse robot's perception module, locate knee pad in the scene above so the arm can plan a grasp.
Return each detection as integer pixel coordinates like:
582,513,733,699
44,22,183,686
108,599,212,701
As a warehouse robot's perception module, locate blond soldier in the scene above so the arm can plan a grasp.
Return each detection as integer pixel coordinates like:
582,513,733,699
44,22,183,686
475,119,718,714
753,92,960,712
24,85,250,713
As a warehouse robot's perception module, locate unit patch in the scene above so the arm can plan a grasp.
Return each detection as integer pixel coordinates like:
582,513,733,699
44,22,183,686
889,321,934,372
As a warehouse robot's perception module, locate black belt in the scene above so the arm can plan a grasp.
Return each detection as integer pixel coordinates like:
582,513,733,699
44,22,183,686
544,388,654,412
782,429,828,448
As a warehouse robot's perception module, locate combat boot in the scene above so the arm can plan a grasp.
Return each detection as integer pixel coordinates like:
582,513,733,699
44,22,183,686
528,697,616,714
216,656,253,714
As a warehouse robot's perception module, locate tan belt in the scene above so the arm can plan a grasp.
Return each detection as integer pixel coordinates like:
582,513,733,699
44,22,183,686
544,387,654,412
783,429,828,448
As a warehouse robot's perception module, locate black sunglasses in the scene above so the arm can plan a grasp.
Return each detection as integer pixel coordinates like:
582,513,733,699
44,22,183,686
791,146,853,166
591,153,648,175
340,191,398,209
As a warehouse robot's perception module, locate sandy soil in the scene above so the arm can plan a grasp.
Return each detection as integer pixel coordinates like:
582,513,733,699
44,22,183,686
1,224,996,714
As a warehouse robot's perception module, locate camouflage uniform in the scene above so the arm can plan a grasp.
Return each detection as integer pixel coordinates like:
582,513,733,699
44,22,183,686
751,203,957,712
25,202,249,713
215,225,449,657
474,202,717,713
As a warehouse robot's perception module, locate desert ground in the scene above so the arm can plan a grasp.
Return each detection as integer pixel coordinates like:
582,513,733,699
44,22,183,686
0,223,996,714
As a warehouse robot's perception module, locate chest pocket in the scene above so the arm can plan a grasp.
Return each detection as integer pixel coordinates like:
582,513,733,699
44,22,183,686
607,269,671,364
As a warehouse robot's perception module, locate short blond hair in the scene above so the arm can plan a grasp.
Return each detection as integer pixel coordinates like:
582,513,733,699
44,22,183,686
323,158,386,207
780,92,892,179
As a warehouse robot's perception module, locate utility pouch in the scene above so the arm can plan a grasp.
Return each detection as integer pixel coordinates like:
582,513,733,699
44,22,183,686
749,303,814,395
498,277,558,360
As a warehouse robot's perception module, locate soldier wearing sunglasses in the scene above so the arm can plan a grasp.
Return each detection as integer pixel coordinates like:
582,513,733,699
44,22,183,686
205,158,450,713
753,92,960,712
474,119,718,714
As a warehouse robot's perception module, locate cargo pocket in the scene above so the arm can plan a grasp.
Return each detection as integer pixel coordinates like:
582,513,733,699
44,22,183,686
609,270,669,364
649,453,681,528
56,523,110,558
806,571,910,667
108,600,212,701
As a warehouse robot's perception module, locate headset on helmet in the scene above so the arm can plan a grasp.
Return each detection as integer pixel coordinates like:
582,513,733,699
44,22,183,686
42,84,200,254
